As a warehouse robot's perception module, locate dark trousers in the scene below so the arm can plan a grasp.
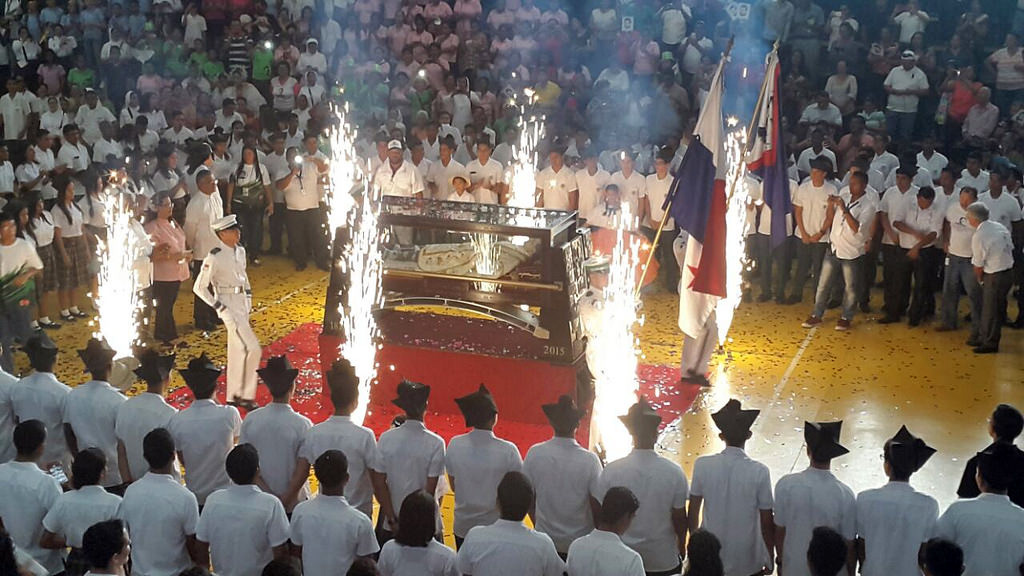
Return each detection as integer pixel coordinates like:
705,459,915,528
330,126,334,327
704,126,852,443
658,227,680,291
0,304,30,373
860,241,881,307
151,280,181,342
235,204,264,260
646,563,683,576
191,262,217,330
1013,245,1024,321
790,241,827,301
908,246,942,323
268,201,286,254
980,269,1013,349
286,207,329,268
884,244,912,320
751,234,793,300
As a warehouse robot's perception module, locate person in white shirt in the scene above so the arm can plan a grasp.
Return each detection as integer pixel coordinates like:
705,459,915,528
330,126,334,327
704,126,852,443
378,490,460,576
375,140,426,199
465,140,505,204
62,338,127,490
0,366,15,464
290,450,380,575
73,89,116,146
609,152,648,224
372,380,446,538
168,354,242,506
566,486,645,576
936,443,1024,575
119,427,205,576
889,186,944,327
536,144,579,210
883,52,930,144
855,425,939,576
11,333,69,469
917,138,947,184
878,165,920,323
796,132,839,179
598,399,688,574
447,384,523,546
427,137,466,200
457,471,565,576
938,187,982,336
978,169,1024,232
296,38,328,76
0,79,31,141
642,149,679,292
39,447,122,572
799,92,843,131
55,123,90,178
787,158,837,304
0,209,42,371
773,421,856,576
523,395,601,556
955,153,990,194
576,148,611,224
688,399,774,576
195,443,291,576
184,169,224,331
0,420,63,574
281,136,330,271
966,202,1015,353
113,349,179,484
240,355,313,512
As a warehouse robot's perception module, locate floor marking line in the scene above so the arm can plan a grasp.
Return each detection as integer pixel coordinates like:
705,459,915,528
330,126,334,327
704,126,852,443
771,326,818,404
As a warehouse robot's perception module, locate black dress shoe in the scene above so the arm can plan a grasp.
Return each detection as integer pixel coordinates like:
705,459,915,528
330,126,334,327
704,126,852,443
38,319,62,329
680,374,712,387
60,312,76,322
965,338,982,347
877,316,900,325
71,309,89,318
973,346,999,354
757,293,772,303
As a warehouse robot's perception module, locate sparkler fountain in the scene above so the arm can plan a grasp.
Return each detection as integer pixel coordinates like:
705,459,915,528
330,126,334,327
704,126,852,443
716,118,752,345
93,174,145,359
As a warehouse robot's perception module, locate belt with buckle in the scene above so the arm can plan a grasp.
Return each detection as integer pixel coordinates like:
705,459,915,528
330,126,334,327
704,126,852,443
214,286,251,294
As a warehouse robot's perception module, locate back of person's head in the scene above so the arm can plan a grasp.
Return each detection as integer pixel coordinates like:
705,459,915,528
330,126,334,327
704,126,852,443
71,447,106,489
977,442,1019,493
225,443,259,485
921,538,964,576
82,519,127,571
599,486,639,526
991,404,1023,441
313,450,348,490
143,427,175,470
394,490,437,547
261,559,301,576
684,529,723,576
327,359,359,412
496,471,534,521
12,419,46,457
807,526,848,576
347,557,382,576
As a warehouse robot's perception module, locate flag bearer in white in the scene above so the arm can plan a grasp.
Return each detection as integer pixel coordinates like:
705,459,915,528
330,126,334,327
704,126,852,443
114,349,179,484
597,398,689,575
566,486,646,576
773,422,856,576
855,426,939,576
447,384,523,548
688,399,774,576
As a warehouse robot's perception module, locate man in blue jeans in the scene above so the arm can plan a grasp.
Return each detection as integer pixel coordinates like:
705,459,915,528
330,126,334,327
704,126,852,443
937,186,982,339
802,172,879,331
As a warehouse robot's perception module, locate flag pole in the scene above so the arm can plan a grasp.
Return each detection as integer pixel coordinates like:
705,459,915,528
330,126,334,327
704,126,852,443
726,40,778,206
634,37,736,298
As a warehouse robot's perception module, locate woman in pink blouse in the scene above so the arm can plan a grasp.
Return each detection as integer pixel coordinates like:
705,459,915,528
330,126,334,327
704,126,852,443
144,190,190,344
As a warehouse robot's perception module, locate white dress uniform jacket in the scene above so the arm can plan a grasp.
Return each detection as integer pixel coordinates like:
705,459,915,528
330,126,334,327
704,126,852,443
936,493,1024,576
774,468,856,576
289,494,380,576
0,461,63,574
239,403,313,509
62,380,127,487
446,429,523,538
11,372,71,467
167,399,242,504
373,419,446,531
114,392,180,482
855,481,939,576
299,415,379,518
566,529,646,576
457,519,565,576
523,436,603,553
196,484,290,576
119,472,200,576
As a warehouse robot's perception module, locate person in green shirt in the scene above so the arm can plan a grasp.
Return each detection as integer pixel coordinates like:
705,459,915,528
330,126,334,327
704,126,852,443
66,54,96,91
202,47,226,81
250,37,274,90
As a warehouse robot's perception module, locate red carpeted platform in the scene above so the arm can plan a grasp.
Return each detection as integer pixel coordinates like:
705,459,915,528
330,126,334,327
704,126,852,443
168,320,700,455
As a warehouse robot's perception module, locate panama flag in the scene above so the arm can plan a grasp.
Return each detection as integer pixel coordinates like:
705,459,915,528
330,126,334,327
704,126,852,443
664,57,727,339
746,48,792,248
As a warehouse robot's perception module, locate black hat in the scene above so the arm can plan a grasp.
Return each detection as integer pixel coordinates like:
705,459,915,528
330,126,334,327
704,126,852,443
711,399,760,438
392,379,430,414
620,397,662,436
549,138,568,156
541,395,583,430
78,338,117,372
257,355,299,397
454,383,498,428
976,442,1024,487
895,164,917,177
23,332,58,364
179,353,222,396
886,425,936,475
804,421,849,461
133,348,175,385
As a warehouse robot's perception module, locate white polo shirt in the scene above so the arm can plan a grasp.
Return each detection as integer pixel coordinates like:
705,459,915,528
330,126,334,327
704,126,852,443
56,141,90,172
566,529,646,576
537,165,578,210
971,220,1014,274
299,415,379,518
10,372,71,468
374,160,426,197
609,170,647,220
119,472,200,576
893,198,944,249
522,436,602,553
856,481,939,576
917,151,948,181
793,180,837,242
0,461,63,574
690,447,774,576
946,201,975,258
796,147,838,175
576,167,611,221
598,450,689,572
62,380,127,487
457,519,565,576
41,485,122,548
239,403,313,508
978,190,1024,231
466,157,505,192
870,152,900,181
168,399,242,504
936,493,1024,576
774,468,856,576
880,185,918,246
373,419,446,530
290,494,380,575
445,428,523,537
0,368,17,464
196,484,290,576
955,170,990,194
426,158,466,200
883,66,929,113
645,172,675,230
378,539,459,576
114,392,180,483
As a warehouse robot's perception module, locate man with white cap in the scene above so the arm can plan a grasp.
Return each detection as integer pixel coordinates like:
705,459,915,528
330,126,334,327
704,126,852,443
883,51,929,145
374,139,426,199
192,214,261,410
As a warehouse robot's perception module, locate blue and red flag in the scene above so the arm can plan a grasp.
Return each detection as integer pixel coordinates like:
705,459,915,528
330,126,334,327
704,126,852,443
746,48,792,248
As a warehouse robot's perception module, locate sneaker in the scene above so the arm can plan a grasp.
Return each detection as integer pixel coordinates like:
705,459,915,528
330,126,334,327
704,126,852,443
801,315,823,328
835,318,851,331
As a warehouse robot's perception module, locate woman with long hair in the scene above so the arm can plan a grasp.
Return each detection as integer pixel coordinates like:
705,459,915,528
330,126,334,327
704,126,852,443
377,491,457,576
225,145,272,265
144,190,190,343
23,192,60,329
51,174,91,322
683,529,724,576
151,142,189,224
76,170,105,300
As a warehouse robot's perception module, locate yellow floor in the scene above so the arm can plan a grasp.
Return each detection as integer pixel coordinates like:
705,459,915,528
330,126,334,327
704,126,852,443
31,253,1024,529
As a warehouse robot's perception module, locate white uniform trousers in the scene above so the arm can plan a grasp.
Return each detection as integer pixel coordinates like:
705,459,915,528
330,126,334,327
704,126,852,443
219,298,261,402
680,310,717,377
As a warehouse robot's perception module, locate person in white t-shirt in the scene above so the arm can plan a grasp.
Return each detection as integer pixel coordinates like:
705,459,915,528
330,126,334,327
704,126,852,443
893,0,931,44
0,210,42,371
446,171,475,203
566,486,645,576
643,148,678,291
938,186,982,337
378,490,460,576
884,52,929,144
787,158,837,304
536,144,578,210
